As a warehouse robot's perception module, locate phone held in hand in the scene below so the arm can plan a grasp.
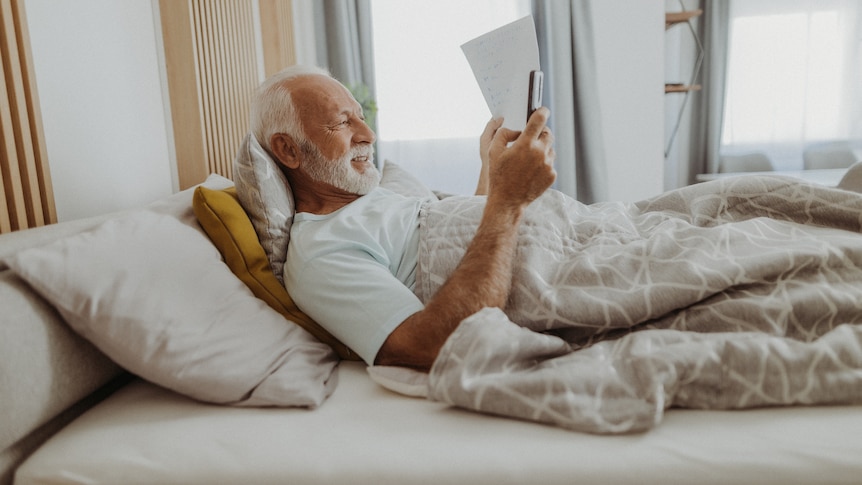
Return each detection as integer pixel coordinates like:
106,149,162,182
527,70,544,121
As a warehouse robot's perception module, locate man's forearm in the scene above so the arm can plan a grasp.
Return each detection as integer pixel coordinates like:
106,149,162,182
375,201,525,370
424,200,524,320
376,107,555,371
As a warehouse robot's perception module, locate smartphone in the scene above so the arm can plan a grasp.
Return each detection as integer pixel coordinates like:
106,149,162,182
527,70,544,121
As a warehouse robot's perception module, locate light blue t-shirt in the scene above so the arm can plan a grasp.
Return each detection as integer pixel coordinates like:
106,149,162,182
284,187,428,364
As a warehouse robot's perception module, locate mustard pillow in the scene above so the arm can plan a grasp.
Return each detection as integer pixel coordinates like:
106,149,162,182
193,186,359,360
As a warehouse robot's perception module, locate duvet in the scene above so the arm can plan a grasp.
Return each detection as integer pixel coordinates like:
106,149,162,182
415,176,862,433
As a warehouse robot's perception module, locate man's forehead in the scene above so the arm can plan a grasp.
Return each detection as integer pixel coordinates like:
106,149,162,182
288,75,356,110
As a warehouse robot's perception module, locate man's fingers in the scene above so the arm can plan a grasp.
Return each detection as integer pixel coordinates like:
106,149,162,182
523,107,550,139
540,128,554,146
483,117,504,137
493,126,521,144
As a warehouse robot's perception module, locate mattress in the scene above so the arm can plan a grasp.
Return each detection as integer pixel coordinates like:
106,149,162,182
14,361,862,485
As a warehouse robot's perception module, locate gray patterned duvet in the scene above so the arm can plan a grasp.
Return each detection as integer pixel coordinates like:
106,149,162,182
415,176,862,433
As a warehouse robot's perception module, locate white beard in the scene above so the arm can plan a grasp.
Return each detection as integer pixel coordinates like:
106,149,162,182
300,141,380,195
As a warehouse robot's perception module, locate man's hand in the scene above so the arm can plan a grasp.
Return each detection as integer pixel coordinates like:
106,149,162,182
487,107,556,208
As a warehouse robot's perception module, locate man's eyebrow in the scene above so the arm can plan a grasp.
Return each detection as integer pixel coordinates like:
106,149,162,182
338,106,364,118
322,110,359,126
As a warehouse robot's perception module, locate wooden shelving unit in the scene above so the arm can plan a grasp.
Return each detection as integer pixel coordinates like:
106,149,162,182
664,8,704,157
664,9,703,94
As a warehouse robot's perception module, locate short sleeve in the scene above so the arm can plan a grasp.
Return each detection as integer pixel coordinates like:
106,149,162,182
286,248,425,365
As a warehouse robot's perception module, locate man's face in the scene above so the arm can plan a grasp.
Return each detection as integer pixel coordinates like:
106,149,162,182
299,138,380,195
289,75,379,194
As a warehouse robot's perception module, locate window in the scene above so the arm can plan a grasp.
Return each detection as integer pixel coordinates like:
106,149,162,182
721,0,862,171
370,0,530,193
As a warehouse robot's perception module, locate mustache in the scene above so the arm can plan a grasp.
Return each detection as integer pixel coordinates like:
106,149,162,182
300,140,374,163
347,144,374,160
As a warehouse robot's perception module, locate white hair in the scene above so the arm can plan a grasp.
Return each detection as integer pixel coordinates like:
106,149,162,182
249,64,332,152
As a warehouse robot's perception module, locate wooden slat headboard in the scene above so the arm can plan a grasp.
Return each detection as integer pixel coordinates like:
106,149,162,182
0,0,56,234
161,0,295,190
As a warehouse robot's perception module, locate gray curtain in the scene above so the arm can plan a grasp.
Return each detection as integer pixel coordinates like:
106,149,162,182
313,0,376,96
686,0,730,181
532,0,608,203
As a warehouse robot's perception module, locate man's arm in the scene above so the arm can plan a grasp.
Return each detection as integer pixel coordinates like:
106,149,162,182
376,108,556,371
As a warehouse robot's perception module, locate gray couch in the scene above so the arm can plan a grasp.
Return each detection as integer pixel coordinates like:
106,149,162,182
0,214,126,484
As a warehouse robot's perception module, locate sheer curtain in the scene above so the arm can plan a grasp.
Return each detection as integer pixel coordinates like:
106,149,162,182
720,0,862,171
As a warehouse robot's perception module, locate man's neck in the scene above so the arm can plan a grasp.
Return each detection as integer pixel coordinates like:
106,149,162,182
288,171,362,215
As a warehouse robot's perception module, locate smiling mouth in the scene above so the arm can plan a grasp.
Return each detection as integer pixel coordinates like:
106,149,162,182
350,156,370,173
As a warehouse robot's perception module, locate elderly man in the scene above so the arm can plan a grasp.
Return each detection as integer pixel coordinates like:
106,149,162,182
250,65,556,371
244,66,862,434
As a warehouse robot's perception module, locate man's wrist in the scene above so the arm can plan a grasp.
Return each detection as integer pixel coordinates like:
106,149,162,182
485,193,529,221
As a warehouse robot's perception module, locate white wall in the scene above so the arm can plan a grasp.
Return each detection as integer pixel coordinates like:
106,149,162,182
25,0,174,222
591,0,665,201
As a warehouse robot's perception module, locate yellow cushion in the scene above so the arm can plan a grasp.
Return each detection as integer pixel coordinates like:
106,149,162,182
193,186,359,360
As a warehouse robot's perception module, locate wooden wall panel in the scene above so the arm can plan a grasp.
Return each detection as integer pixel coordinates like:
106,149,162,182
160,0,260,189
0,0,55,233
259,0,296,77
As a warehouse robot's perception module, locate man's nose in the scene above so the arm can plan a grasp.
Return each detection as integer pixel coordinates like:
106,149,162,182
354,119,376,144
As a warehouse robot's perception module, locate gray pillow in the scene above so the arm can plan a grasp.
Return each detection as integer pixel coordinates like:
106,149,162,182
233,133,294,285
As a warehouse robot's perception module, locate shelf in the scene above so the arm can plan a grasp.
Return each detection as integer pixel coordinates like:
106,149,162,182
665,83,702,94
665,9,702,29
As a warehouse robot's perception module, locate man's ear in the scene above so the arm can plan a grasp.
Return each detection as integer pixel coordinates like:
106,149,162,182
269,133,301,170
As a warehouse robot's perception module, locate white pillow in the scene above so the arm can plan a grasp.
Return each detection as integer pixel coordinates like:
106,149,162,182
146,173,233,220
380,159,438,200
233,133,294,285
4,209,338,408
838,161,862,193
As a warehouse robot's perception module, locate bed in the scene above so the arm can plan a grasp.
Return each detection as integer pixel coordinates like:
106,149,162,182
6,138,862,483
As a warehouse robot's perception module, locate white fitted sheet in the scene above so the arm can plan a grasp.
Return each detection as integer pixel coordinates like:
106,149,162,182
15,361,862,485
